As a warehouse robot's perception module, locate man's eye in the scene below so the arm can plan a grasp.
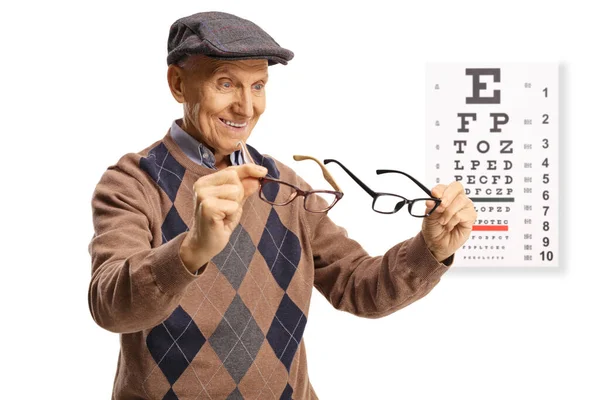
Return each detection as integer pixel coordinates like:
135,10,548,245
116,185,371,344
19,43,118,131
221,82,232,88
253,83,264,90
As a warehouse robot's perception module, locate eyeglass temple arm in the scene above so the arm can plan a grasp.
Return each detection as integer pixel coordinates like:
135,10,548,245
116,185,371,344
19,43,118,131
323,159,377,198
237,141,257,165
292,155,342,192
376,169,436,198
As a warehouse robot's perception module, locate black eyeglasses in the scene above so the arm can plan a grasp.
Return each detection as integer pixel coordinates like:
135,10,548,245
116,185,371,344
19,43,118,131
238,142,344,213
323,159,441,217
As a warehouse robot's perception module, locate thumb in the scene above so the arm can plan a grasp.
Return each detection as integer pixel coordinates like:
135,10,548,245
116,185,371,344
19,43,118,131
235,163,268,179
234,164,268,201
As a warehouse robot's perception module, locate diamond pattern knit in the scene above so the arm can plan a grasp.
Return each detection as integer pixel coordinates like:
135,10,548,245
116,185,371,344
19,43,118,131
138,138,308,398
89,131,451,399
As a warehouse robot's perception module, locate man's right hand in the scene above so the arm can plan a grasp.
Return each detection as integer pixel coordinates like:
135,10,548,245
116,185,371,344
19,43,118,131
180,164,268,273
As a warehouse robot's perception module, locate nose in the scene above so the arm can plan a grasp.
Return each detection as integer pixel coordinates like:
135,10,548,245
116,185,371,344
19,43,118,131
234,88,253,118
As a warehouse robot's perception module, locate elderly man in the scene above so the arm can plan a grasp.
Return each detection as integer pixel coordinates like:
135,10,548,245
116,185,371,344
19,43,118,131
89,11,476,400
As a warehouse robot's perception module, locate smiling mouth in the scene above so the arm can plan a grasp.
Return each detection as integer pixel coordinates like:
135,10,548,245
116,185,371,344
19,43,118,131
220,118,248,128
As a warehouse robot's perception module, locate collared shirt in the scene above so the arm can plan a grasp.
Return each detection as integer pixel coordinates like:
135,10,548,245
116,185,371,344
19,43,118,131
170,119,245,168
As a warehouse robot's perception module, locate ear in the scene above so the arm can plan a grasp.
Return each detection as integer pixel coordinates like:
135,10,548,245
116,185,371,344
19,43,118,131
167,64,185,104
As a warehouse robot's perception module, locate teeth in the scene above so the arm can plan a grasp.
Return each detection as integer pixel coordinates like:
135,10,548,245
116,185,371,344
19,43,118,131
223,119,247,128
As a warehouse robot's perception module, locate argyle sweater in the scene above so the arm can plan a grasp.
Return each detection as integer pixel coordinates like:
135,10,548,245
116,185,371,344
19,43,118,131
89,131,451,400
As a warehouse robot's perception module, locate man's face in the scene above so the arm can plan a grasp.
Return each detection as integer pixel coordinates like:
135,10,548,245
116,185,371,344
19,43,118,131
178,57,268,166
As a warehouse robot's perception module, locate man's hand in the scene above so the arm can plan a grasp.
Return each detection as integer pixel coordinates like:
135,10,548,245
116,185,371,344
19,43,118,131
180,164,268,273
421,181,477,263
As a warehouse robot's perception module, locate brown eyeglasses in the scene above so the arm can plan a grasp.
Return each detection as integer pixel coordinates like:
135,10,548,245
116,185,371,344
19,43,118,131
238,142,344,213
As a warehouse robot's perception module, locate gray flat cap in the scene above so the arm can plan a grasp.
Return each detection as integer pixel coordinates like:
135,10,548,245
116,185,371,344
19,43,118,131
167,11,294,66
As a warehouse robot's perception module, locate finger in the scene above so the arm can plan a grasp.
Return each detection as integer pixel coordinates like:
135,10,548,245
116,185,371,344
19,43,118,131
426,184,447,215
429,181,466,217
194,165,264,203
229,164,270,201
199,168,241,187
444,213,462,231
424,201,444,220
239,176,262,202
232,163,269,180
233,164,269,201
440,181,465,208
198,164,266,189
445,207,477,232
430,184,447,202
440,194,472,225
198,197,240,220
195,184,243,204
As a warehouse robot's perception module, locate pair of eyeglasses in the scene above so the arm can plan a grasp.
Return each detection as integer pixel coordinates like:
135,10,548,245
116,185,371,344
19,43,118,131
237,141,344,213
324,159,441,217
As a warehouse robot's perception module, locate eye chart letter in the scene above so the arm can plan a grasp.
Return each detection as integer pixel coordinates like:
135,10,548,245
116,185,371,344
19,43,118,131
426,63,559,267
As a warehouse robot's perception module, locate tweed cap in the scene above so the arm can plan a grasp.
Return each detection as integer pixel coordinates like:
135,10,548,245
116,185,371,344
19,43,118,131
167,11,294,66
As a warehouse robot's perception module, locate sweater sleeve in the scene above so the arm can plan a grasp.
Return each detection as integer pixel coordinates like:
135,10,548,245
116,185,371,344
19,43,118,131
307,208,451,319
88,165,199,333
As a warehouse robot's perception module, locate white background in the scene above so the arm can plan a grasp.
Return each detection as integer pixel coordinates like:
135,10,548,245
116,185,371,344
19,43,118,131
1,0,598,399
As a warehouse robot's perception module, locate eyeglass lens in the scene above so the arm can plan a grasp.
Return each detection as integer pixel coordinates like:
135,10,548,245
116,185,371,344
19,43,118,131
260,180,338,212
373,194,432,216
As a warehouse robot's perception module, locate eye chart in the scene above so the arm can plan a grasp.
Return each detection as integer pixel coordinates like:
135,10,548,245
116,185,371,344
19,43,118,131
426,63,559,267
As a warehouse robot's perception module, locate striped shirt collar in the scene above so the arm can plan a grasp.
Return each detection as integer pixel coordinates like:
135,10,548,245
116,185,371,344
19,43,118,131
169,119,244,169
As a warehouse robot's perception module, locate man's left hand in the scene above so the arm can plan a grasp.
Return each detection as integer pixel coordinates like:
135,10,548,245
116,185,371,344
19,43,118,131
421,181,477,263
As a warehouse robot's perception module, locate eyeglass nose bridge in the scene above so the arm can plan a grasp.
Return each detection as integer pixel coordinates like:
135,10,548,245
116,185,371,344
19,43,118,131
406,200,418,216
280,188,301,205
371,194,408,214
394,200,406,213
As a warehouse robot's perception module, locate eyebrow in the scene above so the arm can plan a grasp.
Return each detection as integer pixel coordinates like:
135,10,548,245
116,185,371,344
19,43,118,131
211,67,268,82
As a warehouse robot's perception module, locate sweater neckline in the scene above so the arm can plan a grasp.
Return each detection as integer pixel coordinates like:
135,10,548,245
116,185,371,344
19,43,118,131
162,130,218,177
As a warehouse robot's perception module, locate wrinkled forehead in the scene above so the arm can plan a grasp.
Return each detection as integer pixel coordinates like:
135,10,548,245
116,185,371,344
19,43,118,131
182,55,269,78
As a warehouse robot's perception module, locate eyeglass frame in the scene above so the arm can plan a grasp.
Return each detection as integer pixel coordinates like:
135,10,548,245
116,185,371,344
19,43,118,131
237,142,344,213
323,159,441,217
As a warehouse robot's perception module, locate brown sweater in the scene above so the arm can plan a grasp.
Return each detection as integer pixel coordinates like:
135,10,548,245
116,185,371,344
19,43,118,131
88,131,451,400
